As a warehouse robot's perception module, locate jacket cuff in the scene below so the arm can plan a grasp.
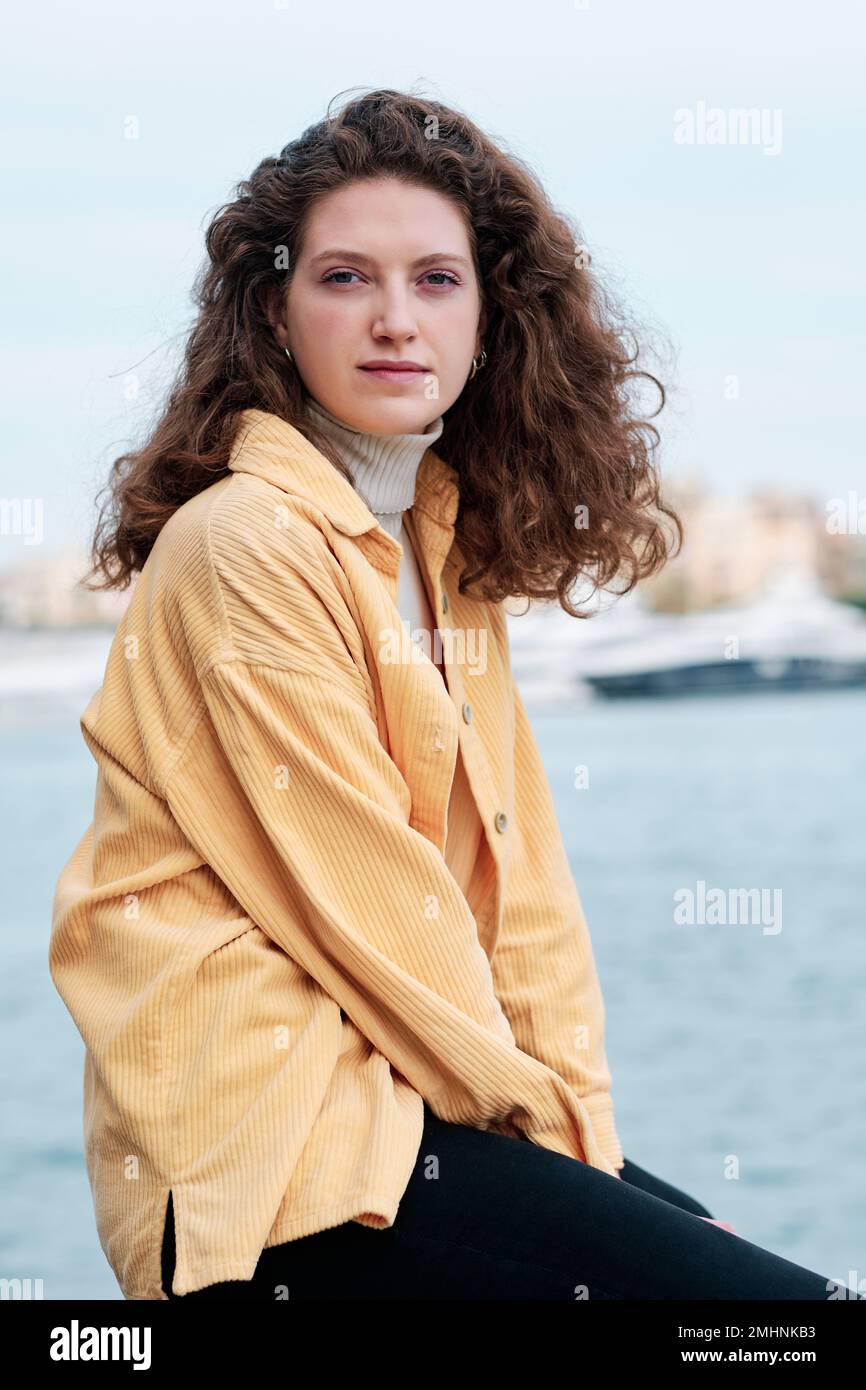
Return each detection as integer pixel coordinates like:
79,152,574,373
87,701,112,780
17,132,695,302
580,1091,625,1171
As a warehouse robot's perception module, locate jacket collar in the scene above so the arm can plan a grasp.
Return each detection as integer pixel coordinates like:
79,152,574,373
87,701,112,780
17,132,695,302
227,407,460,540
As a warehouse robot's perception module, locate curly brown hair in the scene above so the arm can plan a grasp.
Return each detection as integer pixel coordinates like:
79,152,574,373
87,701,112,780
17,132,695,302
85,85,682,618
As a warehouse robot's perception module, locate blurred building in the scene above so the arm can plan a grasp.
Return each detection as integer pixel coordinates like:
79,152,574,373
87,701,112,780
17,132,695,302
0,545,132,628
642,478,866,613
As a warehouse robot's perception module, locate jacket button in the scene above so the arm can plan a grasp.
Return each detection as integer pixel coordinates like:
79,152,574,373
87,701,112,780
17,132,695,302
441,591,449,612
462,701,473,723
494,811,508,833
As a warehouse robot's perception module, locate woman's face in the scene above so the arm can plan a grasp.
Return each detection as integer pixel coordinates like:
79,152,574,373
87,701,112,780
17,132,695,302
271,176,486,434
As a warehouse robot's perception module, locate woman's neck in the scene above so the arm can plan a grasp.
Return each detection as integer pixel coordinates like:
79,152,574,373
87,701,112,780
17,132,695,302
303,396,445,538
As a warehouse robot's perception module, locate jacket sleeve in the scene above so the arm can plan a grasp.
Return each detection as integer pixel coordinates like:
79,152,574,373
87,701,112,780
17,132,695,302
488,674,625,1172
163,650,619,1176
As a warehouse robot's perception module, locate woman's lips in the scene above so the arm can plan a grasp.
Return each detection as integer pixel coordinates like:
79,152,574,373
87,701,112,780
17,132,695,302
358,366,425,383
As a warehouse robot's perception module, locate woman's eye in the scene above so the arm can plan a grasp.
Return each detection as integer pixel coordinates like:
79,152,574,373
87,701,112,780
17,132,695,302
426,272,459,288
322,269,361,285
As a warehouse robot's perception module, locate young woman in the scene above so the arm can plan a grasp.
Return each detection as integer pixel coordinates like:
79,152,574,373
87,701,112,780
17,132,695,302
50,88,838,1301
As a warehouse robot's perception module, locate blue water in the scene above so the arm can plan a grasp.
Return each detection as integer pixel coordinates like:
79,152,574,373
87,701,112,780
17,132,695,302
2,682,864,1299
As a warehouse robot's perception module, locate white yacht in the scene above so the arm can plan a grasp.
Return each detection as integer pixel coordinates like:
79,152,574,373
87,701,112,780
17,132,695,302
506,567,866,700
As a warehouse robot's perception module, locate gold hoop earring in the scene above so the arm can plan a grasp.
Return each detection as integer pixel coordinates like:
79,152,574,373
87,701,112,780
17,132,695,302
469,345,487,380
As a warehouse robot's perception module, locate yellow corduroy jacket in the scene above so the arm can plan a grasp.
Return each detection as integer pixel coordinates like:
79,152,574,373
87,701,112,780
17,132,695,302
49,407,624,1301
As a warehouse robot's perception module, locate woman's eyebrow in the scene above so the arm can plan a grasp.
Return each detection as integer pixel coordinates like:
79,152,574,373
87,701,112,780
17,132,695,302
309,248,472,269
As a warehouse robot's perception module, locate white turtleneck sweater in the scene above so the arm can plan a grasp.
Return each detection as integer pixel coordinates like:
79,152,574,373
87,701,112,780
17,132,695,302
303,395,484,899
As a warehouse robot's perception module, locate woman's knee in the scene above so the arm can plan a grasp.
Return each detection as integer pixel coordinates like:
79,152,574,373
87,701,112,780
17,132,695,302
618,1157,714,1219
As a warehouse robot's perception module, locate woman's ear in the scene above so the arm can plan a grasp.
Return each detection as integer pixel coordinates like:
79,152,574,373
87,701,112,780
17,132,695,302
476,303,489,348
261,284,286,344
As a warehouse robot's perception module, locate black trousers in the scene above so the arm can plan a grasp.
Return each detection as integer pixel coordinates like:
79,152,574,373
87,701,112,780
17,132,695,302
162,1103,837,1300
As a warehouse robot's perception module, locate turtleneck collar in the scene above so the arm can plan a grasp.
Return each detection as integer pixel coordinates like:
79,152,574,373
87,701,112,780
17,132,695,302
303,395,445,531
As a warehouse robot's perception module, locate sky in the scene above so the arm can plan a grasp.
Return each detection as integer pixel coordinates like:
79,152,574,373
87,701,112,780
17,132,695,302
1,0,864,569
